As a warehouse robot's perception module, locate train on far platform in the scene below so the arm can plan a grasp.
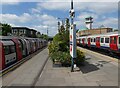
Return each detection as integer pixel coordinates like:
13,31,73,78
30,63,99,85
77,32,120,54
0,36,47,70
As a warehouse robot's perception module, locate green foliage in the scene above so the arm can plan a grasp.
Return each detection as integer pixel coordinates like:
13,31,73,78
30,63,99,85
49,51,71,66
1,23,12,36
53,33,63,42
48,42,59,55
65,18,70,31
60,52,71,66
75,49,85,66
40,34,48,40
48,18,85,67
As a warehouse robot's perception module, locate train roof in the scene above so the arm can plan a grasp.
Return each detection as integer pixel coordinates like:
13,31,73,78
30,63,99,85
0,40,14,46
89,32,118,37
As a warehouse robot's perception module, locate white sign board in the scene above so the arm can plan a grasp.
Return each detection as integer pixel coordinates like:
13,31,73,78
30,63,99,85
70,24,76,58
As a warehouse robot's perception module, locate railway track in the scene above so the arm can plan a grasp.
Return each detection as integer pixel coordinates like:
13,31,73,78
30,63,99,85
78,45,120,59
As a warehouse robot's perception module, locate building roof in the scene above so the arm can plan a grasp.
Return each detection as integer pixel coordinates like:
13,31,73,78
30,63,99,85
12,27,29,30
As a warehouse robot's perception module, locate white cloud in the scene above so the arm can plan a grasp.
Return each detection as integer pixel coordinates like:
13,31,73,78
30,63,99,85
1,0,20,5
1,1,118,36
1,0,120,2
38,2,69,11
31,8,41,13
0,13,33,23
31,2,118,17
33,25,58,36
75,11,118,30
0,13,58,36
94,17,118,28
77,12,98,20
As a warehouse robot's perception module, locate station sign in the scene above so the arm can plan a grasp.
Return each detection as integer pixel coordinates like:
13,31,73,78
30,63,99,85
70,24,76,58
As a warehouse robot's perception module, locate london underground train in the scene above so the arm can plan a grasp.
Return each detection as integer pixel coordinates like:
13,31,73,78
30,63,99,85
77,32,120,54
0,36,47,70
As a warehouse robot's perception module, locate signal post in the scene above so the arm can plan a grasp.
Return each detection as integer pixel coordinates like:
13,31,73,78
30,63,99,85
69,0,77,72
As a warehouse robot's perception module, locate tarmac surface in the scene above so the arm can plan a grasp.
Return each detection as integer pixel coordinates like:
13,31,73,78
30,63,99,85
2,48,49,86
35,47,119,87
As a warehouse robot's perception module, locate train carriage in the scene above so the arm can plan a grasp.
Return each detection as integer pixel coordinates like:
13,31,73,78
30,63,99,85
19,38,28,57
12,38,23,61
77,32,120,54
0,40,17,70
118,35,120,52
0,36,47,71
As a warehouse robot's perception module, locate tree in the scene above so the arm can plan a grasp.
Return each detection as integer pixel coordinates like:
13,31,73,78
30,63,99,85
2,23,12,36
40,34,48,40
60,25,65,32
65,18,70,31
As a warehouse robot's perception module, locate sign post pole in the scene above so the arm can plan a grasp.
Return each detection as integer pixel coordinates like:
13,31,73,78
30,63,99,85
69,0,76,72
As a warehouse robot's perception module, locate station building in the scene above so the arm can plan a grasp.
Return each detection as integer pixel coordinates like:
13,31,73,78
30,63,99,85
12,27,37,38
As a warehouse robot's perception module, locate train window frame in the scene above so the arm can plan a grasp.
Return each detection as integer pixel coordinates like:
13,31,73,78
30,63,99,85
101,38,104,43
4,46,10,55
105,38,109,43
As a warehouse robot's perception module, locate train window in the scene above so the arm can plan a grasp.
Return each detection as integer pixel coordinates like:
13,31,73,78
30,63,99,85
105,38,109,43
91,38,93,42
101,38,104,43
10,45,15,53
94,38,96,42
4,46,10,55
114,37,117,44
79,39,81,42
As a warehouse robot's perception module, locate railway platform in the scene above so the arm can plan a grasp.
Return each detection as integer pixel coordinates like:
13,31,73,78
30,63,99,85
1,47,119,87
2,48,49,86
35,47,119,87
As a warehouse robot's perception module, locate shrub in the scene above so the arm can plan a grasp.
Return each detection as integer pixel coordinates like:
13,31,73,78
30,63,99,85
48,42,60,54
75,49,85,66
53,33,63,43
48,29,85,67
59,52,71,67
50,51,62,63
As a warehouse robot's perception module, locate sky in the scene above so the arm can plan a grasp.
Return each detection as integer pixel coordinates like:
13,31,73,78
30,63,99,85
0,0,119,36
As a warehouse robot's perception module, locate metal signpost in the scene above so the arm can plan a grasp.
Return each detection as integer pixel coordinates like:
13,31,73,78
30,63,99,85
69,0,77,72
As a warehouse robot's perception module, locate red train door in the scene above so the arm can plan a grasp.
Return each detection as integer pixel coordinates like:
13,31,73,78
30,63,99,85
12,38,22,61
88,38,91,47
82,38,85,46
110,36,118,51
96,37,100,48
0,42,5,70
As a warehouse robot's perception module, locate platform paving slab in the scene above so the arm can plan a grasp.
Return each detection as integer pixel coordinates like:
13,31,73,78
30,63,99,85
2,48,49,86
35,53,118,87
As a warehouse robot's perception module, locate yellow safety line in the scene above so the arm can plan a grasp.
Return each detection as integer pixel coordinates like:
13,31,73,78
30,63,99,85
0,59,26,76
77,47,119,63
